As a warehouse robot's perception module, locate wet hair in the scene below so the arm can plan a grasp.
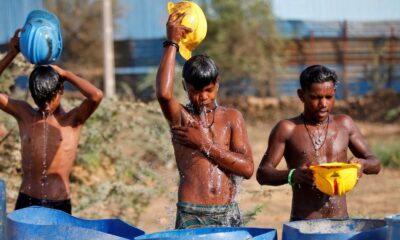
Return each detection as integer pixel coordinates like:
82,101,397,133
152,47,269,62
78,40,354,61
29,65,63,106
182,55,219,90
300,65,338,91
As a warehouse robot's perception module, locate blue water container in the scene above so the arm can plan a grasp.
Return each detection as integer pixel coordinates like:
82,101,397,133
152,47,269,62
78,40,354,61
135,227,277,240
0,180,6,240
282,218,387,240
20,10,63,64
6,206,145,240
385,214,400,240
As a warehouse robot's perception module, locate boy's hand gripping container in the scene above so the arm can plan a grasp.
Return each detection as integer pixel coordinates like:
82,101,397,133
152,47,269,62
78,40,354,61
310,162,360,196
20,10,62,65
167,1,207,60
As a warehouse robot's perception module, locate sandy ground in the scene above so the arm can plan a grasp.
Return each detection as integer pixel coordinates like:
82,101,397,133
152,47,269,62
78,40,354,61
135,121,400,239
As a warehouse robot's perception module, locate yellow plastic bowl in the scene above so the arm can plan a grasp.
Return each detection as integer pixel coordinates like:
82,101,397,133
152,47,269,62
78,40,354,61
310,162,360,196
168,1,207,60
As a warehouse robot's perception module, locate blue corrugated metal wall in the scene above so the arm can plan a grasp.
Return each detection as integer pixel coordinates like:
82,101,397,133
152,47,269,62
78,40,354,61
0,0,44,43
115,0,173,40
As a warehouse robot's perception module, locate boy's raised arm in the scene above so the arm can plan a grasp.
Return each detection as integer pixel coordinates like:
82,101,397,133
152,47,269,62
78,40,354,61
0,29,21,76
156,12,191,126
51,65,103,124
0,29,30,119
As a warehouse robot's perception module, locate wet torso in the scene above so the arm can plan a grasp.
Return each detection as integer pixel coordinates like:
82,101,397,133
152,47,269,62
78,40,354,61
285,114,351,219
18,107,81,200
174,105,238,205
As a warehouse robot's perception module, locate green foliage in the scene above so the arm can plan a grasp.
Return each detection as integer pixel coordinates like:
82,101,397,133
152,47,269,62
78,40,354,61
135,67,188,103
65,98,174,223
373,143,400,168
200,0,288,96
0,53,33,93
384,107,400,122
242,203,265,225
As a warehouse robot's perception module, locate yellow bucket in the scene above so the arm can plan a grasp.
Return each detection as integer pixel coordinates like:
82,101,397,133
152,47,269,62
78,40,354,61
168,1,207,60
310,162,360,196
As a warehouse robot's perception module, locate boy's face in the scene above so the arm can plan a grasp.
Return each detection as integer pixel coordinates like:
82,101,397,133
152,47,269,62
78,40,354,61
36,91,62,115
298,81,336,123
185,81,219,112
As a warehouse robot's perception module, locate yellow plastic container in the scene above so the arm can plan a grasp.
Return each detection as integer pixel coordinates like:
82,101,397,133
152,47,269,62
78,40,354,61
310,162,360,196
168,1,207,60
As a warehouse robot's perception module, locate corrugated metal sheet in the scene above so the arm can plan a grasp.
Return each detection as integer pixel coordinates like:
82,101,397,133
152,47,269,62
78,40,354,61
0,0,44,43
277,20,400,39
115,0,171,40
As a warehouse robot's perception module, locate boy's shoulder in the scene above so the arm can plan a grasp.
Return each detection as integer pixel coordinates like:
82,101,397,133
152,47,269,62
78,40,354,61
217,106,244,118
331,113,357,130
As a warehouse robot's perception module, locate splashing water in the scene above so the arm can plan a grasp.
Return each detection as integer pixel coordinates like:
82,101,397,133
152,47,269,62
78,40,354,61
41,112,48,204
225,175,244,225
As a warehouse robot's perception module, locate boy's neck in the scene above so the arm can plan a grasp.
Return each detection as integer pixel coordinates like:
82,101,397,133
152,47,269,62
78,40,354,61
186,102,218,115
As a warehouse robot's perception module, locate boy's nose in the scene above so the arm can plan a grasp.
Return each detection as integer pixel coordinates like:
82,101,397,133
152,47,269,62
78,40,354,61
319,98,327,108
199,92,208,101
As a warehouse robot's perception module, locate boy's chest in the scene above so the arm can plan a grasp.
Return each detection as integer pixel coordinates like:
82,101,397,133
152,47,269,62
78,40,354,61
20,118,80,148
182,110,232,148
286,124,350,166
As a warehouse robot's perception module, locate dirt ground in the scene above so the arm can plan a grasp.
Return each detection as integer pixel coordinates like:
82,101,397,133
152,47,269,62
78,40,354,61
135,121,400,239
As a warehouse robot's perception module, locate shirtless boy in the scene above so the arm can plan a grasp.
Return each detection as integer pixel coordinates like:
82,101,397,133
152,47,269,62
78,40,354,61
257,64,381,221
157,12,254,229
0,30,103,214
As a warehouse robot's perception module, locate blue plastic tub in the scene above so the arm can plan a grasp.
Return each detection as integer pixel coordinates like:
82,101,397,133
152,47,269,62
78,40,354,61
135,227,277,240
0,180,5,240
385,214,400,240
282,218,387,240
6,206,145,240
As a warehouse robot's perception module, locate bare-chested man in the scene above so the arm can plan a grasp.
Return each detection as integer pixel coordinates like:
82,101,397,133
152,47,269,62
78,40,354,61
0,30,103,214
257,65,381,221
157,12,254,229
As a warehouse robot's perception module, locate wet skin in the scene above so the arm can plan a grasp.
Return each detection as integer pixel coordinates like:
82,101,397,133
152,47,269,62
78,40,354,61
157,12,253,205
0,31,103,201
257,81,381,220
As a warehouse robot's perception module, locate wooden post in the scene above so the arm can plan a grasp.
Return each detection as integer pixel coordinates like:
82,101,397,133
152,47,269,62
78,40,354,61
103,0,116,97
341,21,349,100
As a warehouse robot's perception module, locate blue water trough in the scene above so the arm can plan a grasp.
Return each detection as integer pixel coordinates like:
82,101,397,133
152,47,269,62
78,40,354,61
135,227,277,240
283,218,387,240
6,206,145,240
385,214,400,240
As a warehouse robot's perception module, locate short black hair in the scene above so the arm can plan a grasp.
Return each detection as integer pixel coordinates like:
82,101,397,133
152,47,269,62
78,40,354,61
29,65,63,107
182,55,219,90
300,65,338,91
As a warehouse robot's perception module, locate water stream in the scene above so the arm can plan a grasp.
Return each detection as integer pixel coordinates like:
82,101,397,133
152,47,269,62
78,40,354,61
41,112,48,204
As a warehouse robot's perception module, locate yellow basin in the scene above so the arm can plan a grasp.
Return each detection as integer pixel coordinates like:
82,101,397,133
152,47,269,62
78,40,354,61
310,162,360,196
168,1,207,60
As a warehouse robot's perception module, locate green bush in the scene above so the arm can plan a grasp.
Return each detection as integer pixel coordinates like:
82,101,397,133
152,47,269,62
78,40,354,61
373,143,400,168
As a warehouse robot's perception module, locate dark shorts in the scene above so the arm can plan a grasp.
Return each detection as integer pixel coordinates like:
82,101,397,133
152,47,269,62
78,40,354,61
15,192,72,214
175,202,242,229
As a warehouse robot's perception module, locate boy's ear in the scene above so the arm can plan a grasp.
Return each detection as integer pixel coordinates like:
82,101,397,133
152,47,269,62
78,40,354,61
215,77,220,91
297,89,305,102
59,85,64,95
